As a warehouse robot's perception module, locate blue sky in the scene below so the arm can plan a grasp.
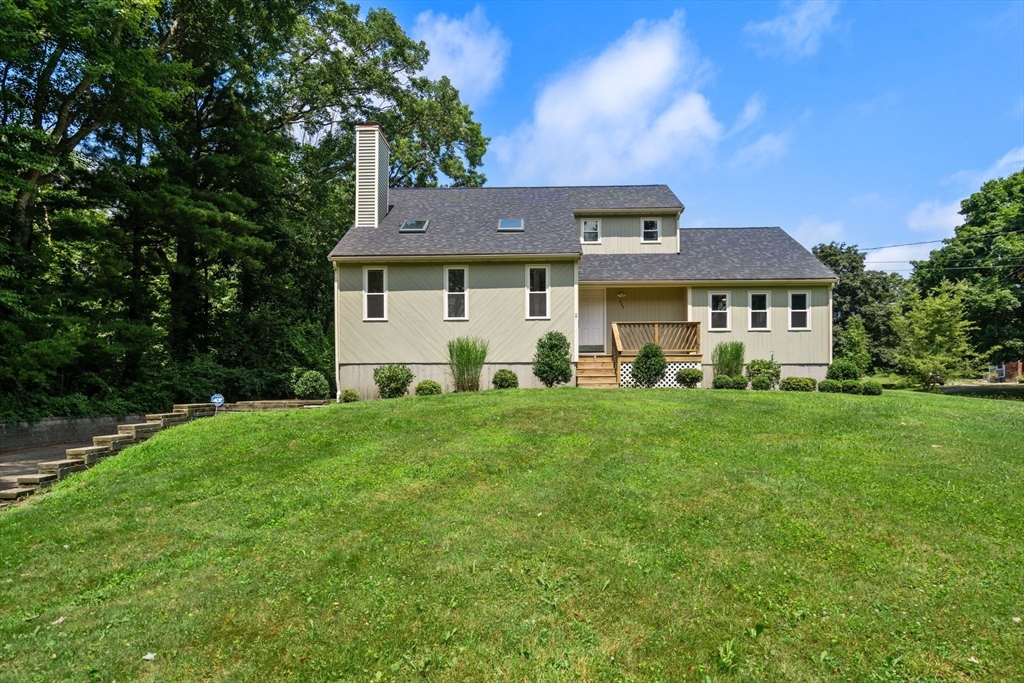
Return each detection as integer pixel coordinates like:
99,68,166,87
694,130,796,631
372,0,1024,271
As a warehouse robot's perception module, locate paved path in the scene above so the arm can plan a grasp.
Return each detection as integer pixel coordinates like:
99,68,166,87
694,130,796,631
0,441,91,492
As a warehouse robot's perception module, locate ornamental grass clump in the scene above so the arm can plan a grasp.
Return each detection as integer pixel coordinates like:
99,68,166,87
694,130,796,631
712,341,745,378
533,331,573,387
632,343,667,388
447,336,489,392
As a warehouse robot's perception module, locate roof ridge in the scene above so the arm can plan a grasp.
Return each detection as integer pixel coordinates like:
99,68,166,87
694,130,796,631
389,184,673,190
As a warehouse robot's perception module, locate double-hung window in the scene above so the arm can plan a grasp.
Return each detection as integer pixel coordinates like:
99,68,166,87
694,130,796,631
789,291,810,330
445,266,468,320
749,292,770,330
710,292,730,331
641,218,661,243
581,219,600,243
526,265,550,319
363,267,387,321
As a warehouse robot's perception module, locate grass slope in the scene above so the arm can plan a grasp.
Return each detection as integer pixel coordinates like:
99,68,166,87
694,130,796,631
1,389,1023,682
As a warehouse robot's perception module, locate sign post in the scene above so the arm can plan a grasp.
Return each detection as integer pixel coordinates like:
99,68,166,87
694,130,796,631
210,393,225,415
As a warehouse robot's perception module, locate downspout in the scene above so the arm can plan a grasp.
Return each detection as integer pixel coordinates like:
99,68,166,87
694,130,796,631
828,282,834,365
334,260,342,401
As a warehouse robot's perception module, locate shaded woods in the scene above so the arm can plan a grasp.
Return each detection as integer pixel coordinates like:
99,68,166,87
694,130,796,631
0,0,487,421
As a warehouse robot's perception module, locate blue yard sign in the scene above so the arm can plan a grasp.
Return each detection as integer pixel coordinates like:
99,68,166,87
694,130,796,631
210,393,225,413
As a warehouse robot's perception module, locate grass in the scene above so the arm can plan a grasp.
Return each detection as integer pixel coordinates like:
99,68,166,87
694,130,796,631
1,388,1023,681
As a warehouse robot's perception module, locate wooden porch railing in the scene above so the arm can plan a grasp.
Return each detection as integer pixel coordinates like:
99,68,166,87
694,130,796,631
610,322,701,385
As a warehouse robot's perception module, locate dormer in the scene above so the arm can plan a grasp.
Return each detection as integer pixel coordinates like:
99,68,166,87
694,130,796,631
574,208,683,255
354,122,390,227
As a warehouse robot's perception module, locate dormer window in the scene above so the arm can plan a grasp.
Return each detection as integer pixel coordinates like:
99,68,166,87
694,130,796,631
642,218,661,243
498,218,524,231
400,220,428,232
581,219,600,243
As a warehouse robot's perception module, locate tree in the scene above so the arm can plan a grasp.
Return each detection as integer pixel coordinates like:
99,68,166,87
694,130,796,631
834,314,870,376
912,171,1024,363
893,280,978,390
813,242,905,370
533,332,572,388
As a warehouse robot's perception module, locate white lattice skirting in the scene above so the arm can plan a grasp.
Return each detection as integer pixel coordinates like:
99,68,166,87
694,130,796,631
620,361,701,388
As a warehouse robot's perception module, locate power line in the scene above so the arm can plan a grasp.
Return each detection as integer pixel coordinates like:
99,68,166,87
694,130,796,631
861,226,1024,251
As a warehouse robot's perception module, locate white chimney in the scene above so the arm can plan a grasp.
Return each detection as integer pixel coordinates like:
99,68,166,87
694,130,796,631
354,122,390,227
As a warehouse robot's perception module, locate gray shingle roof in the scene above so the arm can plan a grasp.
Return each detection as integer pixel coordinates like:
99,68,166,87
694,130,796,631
578,228,837,282
328,185,683,258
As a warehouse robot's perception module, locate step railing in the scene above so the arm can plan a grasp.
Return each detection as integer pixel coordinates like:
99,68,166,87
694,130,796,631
610,321,701,385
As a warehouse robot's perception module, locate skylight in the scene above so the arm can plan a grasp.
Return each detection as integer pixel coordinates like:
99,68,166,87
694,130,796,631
498,218,524,231
400,220,428,232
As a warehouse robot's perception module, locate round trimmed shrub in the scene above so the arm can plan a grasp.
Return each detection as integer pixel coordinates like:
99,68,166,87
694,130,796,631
676,367,704,388
294,370,329,400
632,343,668,388
826,359,862,381
818,379,843,393
747,359,781,388
729,375,749,390
533,331,573,387
339,388,359,403
415,380,442,396
712,374,733,389
373,364,414,399
780,376,817,392
751,376,772,391
861,380,883,396
492,369,519,389
841,379,864,394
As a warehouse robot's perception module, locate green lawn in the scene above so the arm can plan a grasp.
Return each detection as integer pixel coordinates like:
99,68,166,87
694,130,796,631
2,389,1023,682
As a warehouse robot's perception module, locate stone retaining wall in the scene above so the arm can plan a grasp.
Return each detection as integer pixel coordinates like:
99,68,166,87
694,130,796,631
0,414,147,454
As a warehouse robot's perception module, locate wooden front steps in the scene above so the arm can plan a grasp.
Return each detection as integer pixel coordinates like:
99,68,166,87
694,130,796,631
577,356,618,389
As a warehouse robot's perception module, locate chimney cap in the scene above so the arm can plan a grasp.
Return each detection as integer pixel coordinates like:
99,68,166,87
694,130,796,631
354,121,389,148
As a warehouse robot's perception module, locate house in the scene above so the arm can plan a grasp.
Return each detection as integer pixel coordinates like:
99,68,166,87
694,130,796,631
329,123,838,398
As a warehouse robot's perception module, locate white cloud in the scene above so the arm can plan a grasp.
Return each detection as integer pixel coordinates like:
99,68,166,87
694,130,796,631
412,6,510,104
731,94,765,134
905,200,961,233
792,215,844,248
744,1,840,59
492,11,723,185
945,146,1024,188
730,132,790,169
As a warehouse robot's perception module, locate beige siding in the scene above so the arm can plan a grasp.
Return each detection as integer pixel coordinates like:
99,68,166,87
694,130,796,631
603,286,688,351
336,261,576,364
377,133,389,223
580,214,678,254
689,286,831,365
354,128,378,227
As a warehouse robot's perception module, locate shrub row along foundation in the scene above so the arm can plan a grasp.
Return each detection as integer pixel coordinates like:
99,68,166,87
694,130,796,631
0,400,329,507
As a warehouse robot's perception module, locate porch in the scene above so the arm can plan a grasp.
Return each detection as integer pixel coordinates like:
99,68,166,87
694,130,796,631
577,321,703,388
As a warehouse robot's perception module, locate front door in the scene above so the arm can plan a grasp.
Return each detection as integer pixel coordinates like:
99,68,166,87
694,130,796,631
579,288,606,353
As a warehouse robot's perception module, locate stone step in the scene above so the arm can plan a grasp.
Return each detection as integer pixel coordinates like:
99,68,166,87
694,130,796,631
146,412,190,428
173,404,217,418
118,423,161,441
0,487,36,501
38,459,88,479
93,433,135,452
17,473,57,487
65,445,113,465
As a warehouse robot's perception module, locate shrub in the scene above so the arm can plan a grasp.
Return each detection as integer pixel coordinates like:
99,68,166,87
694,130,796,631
712,374,732,389
533,331,573,387
293,370,329,400
861,381,883,396
729,375,749,390
447,337,489,392
632,343,668,387
747,359,781,388
415,380,442,396
339,388,359,403
826,359,862,381
712,341,745,378
818,379,843,393
841,379,864,394
492,369,519,389
751,376,772,391
676,367,704,388
780,376,817,392
373,364,414,399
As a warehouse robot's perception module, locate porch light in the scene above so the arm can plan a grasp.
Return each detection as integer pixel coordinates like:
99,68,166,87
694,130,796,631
618,291,626,308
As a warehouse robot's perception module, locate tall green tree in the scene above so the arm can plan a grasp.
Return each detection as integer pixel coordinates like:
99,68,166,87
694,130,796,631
812,242,905,371
912,170,1024,362
894,280,978,390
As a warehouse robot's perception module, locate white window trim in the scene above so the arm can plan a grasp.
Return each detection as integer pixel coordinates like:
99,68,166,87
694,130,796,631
362,266,388,321
709,291,731,332
581,218,601,244
789,290,811,331
641,217,662,244
748,291,771,331
444,265,469,321
525,264,551,320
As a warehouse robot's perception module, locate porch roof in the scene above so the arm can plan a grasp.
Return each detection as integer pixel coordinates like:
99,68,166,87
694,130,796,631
578,228,837,282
